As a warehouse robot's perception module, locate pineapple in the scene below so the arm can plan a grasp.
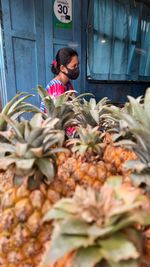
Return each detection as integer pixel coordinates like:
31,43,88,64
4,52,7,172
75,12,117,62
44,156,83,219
0,91,41,130
103,141,137,177
102,111,137,178
42,176,150,267
70,94,137,178
57,125,110,194
38,86,134,179
107,87,150,190
101,101,138,177
38,86,119,137
105,88,150,258
57,123,137,194
0,113,66,267
38,87,110,191
73,96,109,128
38,86,77,137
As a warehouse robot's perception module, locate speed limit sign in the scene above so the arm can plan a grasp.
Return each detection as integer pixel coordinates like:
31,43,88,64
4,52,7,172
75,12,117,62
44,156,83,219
53,0,72,24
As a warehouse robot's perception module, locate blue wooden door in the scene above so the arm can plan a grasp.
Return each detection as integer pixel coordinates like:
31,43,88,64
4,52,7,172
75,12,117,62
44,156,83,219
44,0,82,94
1,0,45,106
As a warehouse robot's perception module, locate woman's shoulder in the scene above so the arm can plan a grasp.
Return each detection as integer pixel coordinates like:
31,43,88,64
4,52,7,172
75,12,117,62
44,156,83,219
46,78,65,96
46,79,62,89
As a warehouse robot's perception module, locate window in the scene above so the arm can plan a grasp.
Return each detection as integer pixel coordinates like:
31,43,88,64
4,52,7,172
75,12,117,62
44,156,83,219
87,0,150,81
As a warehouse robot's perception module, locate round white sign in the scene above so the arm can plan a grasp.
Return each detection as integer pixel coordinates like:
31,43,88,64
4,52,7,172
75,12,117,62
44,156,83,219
53,0,72,24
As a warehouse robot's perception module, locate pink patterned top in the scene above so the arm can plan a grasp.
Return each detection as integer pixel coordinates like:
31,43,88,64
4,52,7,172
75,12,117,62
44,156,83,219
40,79,75,136
40,79,73,112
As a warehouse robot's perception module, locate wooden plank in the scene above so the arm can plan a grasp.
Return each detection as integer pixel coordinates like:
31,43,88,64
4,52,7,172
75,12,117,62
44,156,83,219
1,0,16,100
44,0,54,84
1,0,46,106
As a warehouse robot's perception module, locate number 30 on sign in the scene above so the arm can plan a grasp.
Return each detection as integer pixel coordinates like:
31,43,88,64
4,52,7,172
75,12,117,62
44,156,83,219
53,0,72,24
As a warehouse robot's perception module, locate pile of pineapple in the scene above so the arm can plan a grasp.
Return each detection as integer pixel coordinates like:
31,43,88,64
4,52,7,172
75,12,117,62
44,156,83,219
0,87,150,267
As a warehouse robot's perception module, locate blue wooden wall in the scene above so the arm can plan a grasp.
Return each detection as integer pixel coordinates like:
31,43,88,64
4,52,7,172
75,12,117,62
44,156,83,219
43,0,82,94
1,0,150,106
1,0,82,106
1,0,45,106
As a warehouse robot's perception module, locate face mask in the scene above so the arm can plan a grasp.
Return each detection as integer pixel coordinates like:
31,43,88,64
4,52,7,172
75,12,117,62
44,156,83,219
63,67,80,80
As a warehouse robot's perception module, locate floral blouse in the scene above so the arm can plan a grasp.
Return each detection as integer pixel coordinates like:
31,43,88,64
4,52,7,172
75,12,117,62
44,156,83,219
40,79,73,112
40,79,75,136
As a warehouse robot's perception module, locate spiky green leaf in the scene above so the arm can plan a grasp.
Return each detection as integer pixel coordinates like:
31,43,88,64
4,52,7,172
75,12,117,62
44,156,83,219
44,229,94,265
36,158,55,182
0,157,16,169
0,143,15,153
75,246,103,267
99,233,139,262
59,218,89,235
16,158,35,170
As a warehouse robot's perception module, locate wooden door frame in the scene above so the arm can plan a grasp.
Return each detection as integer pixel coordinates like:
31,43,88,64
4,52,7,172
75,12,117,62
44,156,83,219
0,5,7,108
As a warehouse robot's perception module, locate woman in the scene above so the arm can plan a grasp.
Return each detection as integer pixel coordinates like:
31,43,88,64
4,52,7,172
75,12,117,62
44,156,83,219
40,47,79,112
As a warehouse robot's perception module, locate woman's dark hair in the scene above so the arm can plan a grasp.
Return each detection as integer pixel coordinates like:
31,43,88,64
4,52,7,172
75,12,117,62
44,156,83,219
51,47,78,75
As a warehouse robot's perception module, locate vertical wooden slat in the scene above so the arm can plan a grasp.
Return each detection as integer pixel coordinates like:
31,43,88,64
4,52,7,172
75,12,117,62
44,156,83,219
1,0,46,106
0,12,7,107
1,0,16,101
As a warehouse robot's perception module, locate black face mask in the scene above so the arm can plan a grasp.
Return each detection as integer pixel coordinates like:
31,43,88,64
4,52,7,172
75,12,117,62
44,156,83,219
62,67,80,80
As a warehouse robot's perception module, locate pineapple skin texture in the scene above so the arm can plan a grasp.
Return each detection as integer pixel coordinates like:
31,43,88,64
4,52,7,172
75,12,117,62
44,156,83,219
0,168,65,267
47,252,75,267
0,151,109,267
57,152,112,194
57,145,137,195
0,148,137,267
103,145,137,175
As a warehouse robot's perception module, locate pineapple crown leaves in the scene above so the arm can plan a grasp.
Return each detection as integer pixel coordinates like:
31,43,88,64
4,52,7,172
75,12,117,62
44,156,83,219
42,177,150,267
66,125,105,155
108,88,150,133
73,96,116,129
123,158,150,193
0,113,65,184
106,88,150,190
38,85,115,131
104,94,147,140
77,98,102,127
37,85,78,129
0,92,41,131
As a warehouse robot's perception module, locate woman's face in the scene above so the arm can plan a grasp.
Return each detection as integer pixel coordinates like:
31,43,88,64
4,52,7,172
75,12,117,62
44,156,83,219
60,55,80,80
63,55,80,80
67,55,79,70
